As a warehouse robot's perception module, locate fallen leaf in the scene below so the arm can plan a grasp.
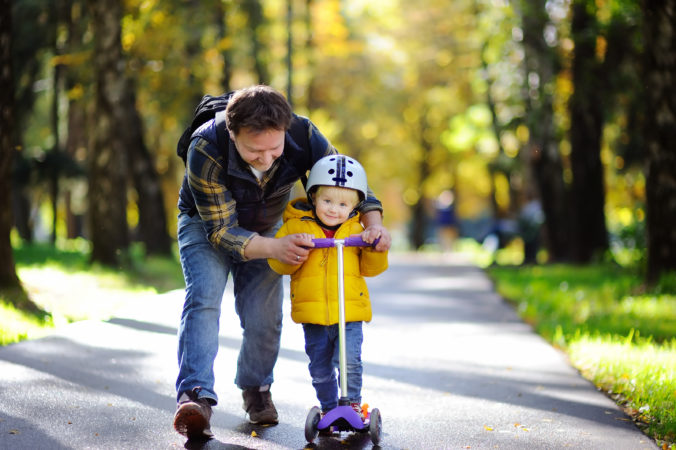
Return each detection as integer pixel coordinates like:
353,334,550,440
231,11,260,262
484,425,493,431
251,431,258,437
9,429,20,435
514,423,521,427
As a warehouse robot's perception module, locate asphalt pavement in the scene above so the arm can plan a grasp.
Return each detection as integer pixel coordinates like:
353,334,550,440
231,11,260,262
0,253,657,449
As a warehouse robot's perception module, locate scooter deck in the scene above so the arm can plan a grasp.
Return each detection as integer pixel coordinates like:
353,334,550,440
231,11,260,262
317,405,368,432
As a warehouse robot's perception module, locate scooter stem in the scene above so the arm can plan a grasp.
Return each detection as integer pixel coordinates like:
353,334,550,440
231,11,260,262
335,240,349,398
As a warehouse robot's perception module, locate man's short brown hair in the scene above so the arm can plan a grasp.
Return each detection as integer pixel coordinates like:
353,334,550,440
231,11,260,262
225,85,292,136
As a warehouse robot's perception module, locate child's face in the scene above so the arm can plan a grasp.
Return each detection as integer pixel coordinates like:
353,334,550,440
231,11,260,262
314,187,358,227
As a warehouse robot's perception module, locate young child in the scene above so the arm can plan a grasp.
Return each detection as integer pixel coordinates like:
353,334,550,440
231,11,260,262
268,155,388,419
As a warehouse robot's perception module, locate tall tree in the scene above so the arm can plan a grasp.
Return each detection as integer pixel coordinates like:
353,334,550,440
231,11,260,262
243,0,269,84
63,0,88,239
11,0,56,242
1,0,42,313
215,0,233,93
518,0,571,261
87,0,129,265
286,0,293,105
0,0,20,288
568,0,609,262
122,78,172,256
644,0,676,282
304,0,317,110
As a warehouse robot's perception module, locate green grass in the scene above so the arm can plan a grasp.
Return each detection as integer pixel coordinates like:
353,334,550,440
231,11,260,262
487,263,676,447
1,240,184,345
0,299,53,346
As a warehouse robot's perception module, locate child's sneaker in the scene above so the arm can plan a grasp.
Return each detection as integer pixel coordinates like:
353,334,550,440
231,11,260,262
350,402,366,421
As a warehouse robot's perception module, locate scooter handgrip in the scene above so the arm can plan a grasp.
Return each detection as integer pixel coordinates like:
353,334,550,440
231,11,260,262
311,238,335,248
344,235,380,248
310,236,380,248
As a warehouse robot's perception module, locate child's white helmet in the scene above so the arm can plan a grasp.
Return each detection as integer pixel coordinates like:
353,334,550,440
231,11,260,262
306,155,368,201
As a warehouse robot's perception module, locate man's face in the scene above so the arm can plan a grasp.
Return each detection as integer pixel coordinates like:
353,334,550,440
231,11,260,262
231,127,285,172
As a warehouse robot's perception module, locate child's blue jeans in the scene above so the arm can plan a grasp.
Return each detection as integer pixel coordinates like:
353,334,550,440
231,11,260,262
302,321,363,411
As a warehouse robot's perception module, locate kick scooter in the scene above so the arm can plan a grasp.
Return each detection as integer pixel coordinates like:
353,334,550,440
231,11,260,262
303,235,382,445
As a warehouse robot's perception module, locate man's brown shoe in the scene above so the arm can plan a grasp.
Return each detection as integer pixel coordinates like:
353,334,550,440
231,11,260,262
173,387,214,439
242,386,278,424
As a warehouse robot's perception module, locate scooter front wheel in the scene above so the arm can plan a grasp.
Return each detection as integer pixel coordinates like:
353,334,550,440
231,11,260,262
305,406,321,442
369,407,382,445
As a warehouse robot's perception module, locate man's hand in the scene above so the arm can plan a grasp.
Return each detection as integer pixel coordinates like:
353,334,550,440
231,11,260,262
243,233,314,263
274,233,315,264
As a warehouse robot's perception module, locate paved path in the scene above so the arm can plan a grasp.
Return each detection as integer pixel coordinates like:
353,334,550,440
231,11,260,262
0,254,656,449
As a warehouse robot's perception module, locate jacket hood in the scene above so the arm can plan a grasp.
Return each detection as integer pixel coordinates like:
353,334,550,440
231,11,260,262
283,197,315,222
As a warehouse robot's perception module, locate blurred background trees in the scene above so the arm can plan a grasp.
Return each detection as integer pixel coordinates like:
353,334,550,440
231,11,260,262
2,0,674,292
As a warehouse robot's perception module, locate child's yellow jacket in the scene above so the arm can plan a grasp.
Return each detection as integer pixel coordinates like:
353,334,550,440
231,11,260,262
268,198,388,325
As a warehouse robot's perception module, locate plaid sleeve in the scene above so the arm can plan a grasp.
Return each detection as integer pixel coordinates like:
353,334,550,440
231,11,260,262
186,137,257,259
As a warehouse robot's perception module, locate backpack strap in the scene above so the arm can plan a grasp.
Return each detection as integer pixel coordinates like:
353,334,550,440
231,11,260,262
287,116,311,188
214,109,229,172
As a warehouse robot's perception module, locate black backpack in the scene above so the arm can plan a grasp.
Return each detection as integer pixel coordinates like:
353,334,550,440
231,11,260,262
176,92,234,165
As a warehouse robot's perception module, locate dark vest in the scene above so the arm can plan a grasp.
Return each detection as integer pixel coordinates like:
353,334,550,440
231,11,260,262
178,115,312,234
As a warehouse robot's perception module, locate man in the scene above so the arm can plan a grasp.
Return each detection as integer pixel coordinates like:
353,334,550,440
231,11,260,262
173,85,391,439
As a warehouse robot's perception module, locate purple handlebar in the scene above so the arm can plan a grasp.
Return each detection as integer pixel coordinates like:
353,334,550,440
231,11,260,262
312,235,379,248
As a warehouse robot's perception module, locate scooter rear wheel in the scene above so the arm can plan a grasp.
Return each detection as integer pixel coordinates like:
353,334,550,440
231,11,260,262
369,407,382,444
304,406,321,442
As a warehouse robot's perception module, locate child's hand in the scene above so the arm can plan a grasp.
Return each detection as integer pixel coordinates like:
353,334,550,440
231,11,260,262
297,233,315,247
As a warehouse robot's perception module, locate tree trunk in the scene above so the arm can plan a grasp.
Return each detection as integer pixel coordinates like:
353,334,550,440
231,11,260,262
122,78,172,256
64,92,87,239
286,0,293,105
0,0,21,288
568,0,608,262
519,0,571,262
214,0,233,93
64,0,87,240
409,118,432,250
243,0,269,85
305,0,318,111
87,0,129,265
11,153,33,242
644,0,676,283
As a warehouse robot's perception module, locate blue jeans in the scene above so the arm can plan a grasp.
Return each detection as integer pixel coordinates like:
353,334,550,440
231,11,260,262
176,213,283,404
302,321,363,411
